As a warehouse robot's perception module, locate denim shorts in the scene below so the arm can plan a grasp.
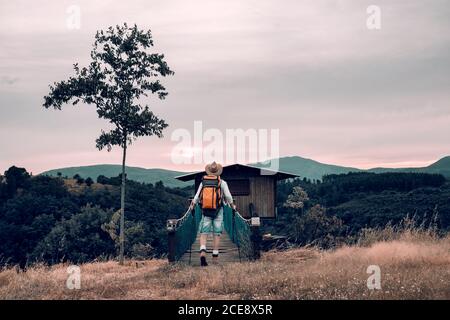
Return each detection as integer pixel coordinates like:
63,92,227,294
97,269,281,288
199,206,224,235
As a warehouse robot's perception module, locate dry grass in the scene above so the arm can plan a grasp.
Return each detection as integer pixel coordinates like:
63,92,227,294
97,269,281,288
356,215,441,247
63,179,118,195
1,231,449,300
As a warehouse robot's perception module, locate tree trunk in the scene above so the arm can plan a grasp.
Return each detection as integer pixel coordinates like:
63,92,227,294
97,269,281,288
119,138,127,265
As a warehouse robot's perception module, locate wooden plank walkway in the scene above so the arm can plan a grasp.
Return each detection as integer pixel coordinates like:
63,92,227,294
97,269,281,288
179,231,242,266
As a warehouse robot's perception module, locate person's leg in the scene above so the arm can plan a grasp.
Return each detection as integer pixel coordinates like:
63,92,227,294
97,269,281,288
213,233,221,251
199,233,207,258
212,208,224,263
212,234,221,264
199,215,212,266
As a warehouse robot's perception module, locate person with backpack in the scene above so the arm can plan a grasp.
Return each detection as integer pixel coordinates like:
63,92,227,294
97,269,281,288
189,161,236,266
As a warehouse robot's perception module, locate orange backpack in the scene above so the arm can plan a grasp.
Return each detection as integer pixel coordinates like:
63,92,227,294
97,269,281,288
200,175,222,216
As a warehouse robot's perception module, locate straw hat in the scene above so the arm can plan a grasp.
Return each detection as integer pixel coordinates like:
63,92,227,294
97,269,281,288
205,161,223,176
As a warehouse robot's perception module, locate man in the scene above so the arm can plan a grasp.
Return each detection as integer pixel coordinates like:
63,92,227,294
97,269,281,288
189,162,236,266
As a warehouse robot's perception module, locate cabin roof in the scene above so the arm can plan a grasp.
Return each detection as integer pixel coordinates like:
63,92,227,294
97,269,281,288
175,163,298,181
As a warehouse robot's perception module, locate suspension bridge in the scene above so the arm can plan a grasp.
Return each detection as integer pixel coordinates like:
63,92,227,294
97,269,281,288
166,204,261,266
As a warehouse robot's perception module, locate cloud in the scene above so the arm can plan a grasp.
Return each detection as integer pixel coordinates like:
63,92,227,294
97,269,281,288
0,0,449,173
0,76,19,85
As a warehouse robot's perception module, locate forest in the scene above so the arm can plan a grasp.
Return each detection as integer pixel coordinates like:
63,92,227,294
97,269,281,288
268,171,450,246
0,166,189,267
0,166,449,266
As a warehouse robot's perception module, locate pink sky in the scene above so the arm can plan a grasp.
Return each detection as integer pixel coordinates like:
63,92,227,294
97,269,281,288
1,0,449,174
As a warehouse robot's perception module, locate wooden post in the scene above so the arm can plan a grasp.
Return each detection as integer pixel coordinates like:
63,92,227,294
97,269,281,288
167,219,177,263
250,216,261,260
249,203,255,217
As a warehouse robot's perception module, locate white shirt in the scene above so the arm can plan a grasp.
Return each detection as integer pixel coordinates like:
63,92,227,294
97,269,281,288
192,179,233,205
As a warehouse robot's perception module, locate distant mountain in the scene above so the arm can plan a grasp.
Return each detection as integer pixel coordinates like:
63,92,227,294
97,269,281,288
254,156,362,181
255,156,450,180
368,156,450,177
41,156,450,187
41,165,191,188
427,156,450,174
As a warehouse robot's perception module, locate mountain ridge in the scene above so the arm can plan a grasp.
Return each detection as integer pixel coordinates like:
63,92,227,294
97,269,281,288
255,155,450,180
41,164,191,188
40,156,450,186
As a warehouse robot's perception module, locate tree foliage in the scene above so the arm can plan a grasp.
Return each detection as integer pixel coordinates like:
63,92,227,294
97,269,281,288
264,171,450,247
43,23,173,151
283,186,309,210
33,205,115,264
42,23,174,264
0,166,189,266
291,205,345,247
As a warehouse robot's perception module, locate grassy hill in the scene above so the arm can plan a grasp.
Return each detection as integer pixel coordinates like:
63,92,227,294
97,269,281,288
41,165,191,188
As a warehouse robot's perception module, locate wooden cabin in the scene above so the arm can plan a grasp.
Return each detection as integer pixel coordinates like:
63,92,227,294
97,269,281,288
175,164,298,218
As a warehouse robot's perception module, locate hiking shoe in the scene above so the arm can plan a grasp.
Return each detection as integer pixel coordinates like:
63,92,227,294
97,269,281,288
212,254,219,265
200,256,208,267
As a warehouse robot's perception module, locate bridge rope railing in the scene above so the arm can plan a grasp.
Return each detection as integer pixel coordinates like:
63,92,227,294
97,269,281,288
167,204,261,263
223,205,261,261
166,205,202,262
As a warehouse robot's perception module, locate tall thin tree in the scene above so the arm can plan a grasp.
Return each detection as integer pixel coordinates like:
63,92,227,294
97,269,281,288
43,24,174,264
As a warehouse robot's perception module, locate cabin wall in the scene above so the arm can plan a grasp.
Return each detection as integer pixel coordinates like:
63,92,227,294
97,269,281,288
233,176,275,218
193,174,276,218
